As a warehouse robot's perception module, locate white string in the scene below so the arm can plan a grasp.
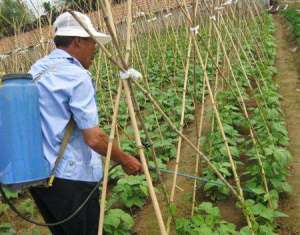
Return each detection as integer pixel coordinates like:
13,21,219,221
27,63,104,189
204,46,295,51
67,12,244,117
0,54,8,60
283,4,288,10
147,17,157,23
135,11,145,17
222,0,238,6
209,15,217,21
214,6,224,11
119,68,142,80
190,25,199,35
164,13,172,18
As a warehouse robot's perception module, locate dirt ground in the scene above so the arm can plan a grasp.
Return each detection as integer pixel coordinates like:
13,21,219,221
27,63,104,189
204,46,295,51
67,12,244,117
274,15,300,235
134,99,244,233
133,103,209,235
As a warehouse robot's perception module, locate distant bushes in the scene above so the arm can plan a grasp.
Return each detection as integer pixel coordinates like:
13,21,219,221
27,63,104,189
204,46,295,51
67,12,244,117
0,0,128,38
282,9,300,43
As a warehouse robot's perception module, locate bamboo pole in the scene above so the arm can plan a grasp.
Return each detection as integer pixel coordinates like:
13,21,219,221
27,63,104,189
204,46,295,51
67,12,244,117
166,35,193,233
127,81,173,206
98,80,123,235
219,15,253,89
128,16,174,215
191,0,212,216
70,6,168,234
132,80,240,200
243,0,268,60
173,2,255,232
123,79,168,235
222,8,268,88
222,5,270,91
221,9,274,140
131,35,165,142
207,0,222,176
99,1,135,233
213,15,272,209
104,56,121,146
221,3,265,65
104,1,168,233
193,34,255,234
213,3,274,206
189,0,202,216
169,43,193,203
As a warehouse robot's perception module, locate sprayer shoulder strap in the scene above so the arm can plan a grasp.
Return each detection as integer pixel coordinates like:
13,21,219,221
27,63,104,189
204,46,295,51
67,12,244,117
48,118,76,186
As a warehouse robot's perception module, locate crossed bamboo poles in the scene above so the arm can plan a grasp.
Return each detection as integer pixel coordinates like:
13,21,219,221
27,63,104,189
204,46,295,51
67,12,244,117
146,0,273,232
70,0,274,234
170,1,255,233
71,1,170,234
0,3,278,233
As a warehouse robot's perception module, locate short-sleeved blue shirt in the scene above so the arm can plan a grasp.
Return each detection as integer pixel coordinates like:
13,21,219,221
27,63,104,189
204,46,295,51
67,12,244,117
29,48,103,182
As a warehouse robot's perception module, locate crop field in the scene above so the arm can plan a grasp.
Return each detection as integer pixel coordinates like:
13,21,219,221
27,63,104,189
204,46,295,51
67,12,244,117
1,0,300,234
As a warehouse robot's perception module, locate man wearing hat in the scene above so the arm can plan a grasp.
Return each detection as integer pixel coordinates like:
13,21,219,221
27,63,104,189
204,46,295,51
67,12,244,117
29,11,142,235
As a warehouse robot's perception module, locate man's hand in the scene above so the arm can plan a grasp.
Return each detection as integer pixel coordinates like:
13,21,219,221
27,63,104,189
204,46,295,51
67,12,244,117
121,155,143,175
82,127,143,175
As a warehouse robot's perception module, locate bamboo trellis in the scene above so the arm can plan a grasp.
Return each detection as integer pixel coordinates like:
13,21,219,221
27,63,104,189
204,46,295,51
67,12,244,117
0,1,283,234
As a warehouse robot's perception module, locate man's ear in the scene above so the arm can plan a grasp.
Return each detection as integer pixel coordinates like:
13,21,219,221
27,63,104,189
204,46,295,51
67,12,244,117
72,37,81,49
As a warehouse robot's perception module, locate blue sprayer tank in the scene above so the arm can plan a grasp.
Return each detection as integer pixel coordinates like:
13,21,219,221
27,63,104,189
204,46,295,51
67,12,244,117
0,73,50,186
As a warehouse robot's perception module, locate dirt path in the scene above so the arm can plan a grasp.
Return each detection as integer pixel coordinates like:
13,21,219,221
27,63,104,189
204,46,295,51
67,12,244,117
133,103,243,233
274,16,300,235
133,103,211,235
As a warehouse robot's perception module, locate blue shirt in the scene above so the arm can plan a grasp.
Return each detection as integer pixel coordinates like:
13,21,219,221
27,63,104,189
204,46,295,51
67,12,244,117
29,48,103,182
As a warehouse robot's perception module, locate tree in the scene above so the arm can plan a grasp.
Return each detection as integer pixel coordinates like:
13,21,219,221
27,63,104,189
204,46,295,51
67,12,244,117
0,0,33,37
42,1,59,21
63,0,96,12
43,1,52,14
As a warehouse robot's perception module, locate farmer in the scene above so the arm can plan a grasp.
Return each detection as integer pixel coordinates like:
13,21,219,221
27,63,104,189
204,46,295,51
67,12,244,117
29,11,142,235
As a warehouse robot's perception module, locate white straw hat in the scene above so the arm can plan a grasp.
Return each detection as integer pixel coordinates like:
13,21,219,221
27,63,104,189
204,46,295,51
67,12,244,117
53,11,111,44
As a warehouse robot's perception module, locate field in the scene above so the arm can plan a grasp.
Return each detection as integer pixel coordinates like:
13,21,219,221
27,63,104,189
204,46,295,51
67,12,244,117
1,0,300,234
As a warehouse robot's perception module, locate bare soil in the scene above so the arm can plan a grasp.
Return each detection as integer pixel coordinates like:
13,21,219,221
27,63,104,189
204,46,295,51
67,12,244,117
133,102,212,235
274,15,300,235
133,99,245,234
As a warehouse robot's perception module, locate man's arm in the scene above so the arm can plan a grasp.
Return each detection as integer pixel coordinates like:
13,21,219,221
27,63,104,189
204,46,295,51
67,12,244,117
82,127,142,174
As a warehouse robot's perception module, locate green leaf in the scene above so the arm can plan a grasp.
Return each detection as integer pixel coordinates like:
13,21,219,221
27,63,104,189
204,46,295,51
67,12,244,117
0,223,16,235
2,188,18,199
169,203,177,216
273,210,288,218
251,203,275,221
104,209,134,235
0,202,8,215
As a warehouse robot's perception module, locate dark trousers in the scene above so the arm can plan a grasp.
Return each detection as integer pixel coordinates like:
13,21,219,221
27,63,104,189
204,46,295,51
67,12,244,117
30,178,100,235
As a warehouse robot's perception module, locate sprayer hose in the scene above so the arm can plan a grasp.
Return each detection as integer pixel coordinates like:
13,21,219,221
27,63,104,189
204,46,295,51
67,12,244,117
0,163,120,227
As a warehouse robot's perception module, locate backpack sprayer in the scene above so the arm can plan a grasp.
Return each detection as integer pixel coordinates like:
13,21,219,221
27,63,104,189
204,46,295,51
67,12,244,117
0,73,108,227
0,74,50,187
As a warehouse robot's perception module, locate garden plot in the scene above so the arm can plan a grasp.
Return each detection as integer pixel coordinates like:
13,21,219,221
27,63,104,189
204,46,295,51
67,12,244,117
0,0,294,235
